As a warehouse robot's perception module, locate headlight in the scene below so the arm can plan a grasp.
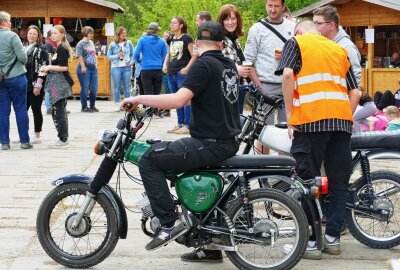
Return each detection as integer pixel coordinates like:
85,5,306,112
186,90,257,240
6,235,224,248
98,129,116,143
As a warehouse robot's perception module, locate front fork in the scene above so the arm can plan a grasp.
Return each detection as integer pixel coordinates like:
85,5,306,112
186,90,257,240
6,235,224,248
72,156,118,229
71,192,97,229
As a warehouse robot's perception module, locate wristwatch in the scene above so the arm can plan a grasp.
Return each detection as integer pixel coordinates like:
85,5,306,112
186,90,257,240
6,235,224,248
33,82,42,89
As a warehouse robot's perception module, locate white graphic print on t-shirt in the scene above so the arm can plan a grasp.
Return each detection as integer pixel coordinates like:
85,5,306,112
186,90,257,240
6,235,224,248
170,40,184,61
221,69,239,104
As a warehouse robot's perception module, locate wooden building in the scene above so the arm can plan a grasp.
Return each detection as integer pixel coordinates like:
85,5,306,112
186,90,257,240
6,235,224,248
0,0,124,99
293,0,400,97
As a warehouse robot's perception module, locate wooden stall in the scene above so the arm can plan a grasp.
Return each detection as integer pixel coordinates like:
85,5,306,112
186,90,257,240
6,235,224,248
293,0,400,97
0,0,124,99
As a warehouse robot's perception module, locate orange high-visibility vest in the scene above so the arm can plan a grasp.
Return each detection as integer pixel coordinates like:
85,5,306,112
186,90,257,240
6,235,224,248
289,33,353,126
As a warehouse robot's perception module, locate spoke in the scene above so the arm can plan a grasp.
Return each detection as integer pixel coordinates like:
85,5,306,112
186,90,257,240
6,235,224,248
48,193,109,257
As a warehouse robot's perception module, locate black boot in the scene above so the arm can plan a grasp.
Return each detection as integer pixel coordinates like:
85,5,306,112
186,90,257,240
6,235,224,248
181,248,223,262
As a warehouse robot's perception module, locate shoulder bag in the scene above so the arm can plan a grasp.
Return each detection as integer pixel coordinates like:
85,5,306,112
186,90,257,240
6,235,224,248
258,19,288,43
0,57,18,82
44,71,73,105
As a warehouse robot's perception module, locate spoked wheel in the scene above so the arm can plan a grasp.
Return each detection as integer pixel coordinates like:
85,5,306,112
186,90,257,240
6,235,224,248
130,76,140,97
36,183,119,268
346,171,400,248
224,188,308,270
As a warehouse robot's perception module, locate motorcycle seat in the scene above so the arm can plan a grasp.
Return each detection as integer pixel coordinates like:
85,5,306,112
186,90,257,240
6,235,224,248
351,130,400,150
209,155,296,168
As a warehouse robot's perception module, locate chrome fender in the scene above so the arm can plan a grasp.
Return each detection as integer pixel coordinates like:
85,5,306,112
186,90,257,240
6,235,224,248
352,150,400,172
52,174,128,239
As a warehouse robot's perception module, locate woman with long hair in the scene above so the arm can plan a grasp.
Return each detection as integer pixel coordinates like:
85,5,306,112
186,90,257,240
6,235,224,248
163,16,196,134
24,25,49,143
106,26,135,111
41,25,73,148
217,4,251,113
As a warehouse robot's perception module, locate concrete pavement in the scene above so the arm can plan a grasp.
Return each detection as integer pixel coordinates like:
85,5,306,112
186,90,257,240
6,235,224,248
0,100,399,270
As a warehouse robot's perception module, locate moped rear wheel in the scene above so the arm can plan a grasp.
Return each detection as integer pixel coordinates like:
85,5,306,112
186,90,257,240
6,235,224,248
224,188,308,270
346,171,400,249
36,183,119,268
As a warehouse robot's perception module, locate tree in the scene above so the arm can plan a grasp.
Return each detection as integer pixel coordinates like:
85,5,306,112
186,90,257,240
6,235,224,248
109,0,319,44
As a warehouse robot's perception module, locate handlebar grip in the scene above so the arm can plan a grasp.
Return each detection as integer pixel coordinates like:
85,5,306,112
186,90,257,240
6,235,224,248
262,95,277,106
124,102,133,109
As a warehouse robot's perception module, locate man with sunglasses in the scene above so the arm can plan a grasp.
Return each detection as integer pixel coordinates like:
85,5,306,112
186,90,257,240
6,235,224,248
313,6,361,86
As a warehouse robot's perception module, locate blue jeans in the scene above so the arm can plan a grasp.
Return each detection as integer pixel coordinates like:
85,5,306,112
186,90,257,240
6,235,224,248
162,73,171,94
0,75,30,144
168,73,190,127
44,92,51,110
77,66,99,108
111,66,131,103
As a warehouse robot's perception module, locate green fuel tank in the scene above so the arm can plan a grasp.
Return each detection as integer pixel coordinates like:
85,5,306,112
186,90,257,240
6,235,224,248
175,172,223,213
125,141,151,165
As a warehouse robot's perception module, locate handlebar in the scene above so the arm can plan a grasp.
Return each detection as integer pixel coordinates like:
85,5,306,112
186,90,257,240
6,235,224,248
240,83,283,107
123,102,156,118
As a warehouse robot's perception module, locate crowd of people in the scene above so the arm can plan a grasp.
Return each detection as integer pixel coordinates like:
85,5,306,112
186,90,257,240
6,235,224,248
1,0,400,263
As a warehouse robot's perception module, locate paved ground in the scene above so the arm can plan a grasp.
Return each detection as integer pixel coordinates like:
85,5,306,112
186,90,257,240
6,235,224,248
0,100,399,270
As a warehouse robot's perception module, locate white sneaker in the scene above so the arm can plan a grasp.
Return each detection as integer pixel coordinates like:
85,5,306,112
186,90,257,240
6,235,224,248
175,126,190,135
31,136,42,144
114,103,121,112
49,140,69,149
283,242,321,260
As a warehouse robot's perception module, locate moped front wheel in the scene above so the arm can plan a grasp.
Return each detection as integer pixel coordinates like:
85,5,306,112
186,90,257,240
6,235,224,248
36,183,119,268
224,188,308,270
346,171,400,249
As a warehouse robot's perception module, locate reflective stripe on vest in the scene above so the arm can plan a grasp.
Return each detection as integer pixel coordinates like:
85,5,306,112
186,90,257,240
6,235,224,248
289,34,353,125
293,91,349,107
294,73,347,89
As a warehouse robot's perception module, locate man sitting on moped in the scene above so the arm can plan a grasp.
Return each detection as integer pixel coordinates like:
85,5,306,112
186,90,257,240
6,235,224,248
121,21,241,250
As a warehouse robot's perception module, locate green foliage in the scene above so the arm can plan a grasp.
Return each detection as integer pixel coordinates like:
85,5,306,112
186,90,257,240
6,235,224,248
108,0,319,45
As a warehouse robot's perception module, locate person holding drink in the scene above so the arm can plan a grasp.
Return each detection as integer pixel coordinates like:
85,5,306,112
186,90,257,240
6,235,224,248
217,4,250,113
106,26,135,111
244,0,295,154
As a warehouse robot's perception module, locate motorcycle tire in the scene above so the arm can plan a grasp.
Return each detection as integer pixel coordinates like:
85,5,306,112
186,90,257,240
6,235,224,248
36,183,119,268
345,170,400,249
224,188,308,270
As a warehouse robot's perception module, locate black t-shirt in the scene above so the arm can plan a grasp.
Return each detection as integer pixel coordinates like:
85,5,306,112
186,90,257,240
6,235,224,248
167,34,193,74
51,45,69,66
181,50,241,139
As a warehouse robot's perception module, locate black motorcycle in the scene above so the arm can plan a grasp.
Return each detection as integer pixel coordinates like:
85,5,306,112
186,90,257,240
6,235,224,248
239,84,400,250
36,105,327,269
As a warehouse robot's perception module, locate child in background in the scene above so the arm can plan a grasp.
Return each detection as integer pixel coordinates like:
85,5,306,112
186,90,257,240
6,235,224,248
385,106,400,131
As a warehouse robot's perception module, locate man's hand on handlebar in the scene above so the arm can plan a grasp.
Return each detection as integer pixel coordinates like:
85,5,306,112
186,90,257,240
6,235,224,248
120,97,139,112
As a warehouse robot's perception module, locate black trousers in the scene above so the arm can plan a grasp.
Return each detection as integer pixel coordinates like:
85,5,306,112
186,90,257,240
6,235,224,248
51,98,68,142
137,74,144,96
27,89,45,133
140,69,162,96
139,137,239,225
291,131,352,238
374,90,396,110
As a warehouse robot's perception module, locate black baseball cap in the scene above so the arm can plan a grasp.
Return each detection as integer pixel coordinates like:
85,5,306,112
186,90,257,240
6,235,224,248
197,21,224,41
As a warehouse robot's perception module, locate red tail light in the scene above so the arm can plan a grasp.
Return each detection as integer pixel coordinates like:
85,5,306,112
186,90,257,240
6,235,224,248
320,176,328,194
315,176,328,195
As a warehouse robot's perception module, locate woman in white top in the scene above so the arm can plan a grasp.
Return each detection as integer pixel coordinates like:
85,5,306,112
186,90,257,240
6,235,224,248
106,26,135,111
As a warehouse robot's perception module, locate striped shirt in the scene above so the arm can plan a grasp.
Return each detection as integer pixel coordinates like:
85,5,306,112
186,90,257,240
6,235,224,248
275,37,358,134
